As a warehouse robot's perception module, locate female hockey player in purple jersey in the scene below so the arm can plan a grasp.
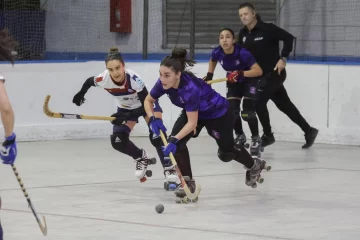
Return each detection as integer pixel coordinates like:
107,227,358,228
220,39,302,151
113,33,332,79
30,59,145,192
203,28,264,157
0,28,19,240
144,47,271,198
72,48,178,186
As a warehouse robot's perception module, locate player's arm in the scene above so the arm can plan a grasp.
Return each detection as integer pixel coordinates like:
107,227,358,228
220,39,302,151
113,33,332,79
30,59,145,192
203,49,219,81
145,81,167,136
125,87,148,118
174,89,199,140
241,49,263,77
244,63,262,77
174,111,198,140
0,80,14,137
72,76,96,106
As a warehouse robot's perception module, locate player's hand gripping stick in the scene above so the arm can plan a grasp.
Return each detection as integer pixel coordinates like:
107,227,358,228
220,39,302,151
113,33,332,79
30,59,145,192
159,130,201,201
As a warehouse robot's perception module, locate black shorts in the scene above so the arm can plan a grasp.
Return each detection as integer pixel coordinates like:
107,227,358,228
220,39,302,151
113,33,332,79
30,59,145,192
226,77,264,100
171,105,235,153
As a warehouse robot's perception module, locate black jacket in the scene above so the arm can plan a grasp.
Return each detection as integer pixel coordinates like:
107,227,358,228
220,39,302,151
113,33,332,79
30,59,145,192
237,20,294,74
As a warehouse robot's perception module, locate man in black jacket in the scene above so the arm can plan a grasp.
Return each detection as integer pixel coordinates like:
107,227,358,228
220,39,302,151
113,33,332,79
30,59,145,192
237,2,318,149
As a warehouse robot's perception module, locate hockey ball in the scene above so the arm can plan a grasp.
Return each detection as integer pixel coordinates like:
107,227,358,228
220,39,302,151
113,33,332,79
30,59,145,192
155,204,164,214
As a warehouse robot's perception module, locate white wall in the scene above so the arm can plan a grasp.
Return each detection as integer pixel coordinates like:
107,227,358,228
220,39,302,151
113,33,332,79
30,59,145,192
1,61,360,145
43,0,164,53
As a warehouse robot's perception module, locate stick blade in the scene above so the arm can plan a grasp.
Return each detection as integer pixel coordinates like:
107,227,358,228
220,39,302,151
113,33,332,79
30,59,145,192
43,95,54,117
40,215,48,236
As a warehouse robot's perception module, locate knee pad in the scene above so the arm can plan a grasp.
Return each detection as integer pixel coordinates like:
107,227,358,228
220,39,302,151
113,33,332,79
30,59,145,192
241,98,257,121
110,133,129,152
217,148,235,162
149,130,166,148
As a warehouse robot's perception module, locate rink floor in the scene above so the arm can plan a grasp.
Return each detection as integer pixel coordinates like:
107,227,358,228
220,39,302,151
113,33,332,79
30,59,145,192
0,137,359,240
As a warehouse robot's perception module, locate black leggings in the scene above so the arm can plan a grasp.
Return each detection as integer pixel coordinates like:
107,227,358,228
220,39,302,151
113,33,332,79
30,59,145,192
227,78,262,137
170,105,254,178
256,70,311,135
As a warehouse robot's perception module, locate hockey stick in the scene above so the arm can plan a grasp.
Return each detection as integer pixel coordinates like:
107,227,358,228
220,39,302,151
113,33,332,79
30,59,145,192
159,130,201,201
43,95,115,121
206,78,227,84
11,164,48,235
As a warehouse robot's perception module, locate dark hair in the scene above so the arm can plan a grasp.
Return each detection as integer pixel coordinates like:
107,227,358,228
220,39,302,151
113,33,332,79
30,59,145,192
238,2,261,21
219,27,235,38
0,29,18,65
160,48,196,74
238,2,255,10
105,47,124,64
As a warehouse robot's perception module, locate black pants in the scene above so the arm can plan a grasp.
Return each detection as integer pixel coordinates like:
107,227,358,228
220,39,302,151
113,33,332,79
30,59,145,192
170,105,254,178
256,69,311,135
227,78,263,137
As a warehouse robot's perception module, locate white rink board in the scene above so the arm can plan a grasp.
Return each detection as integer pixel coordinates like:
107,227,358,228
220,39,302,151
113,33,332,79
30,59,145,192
0,61,359,145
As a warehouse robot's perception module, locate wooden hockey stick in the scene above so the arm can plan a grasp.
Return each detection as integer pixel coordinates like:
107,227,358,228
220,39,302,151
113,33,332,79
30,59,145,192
159,130,201,201
11,164,48,235
206,78,227,84
43,95,115,121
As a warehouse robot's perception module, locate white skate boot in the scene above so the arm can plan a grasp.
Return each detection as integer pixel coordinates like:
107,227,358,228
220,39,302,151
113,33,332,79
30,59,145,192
134,149,156,182
164,167,179,190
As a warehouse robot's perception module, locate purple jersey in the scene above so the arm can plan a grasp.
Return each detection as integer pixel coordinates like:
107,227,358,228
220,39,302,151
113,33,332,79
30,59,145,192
150,73,228,120
211,44,256,73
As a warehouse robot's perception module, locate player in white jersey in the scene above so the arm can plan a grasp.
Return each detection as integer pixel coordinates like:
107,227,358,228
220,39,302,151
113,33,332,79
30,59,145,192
0,28,19,240
72,48,178,187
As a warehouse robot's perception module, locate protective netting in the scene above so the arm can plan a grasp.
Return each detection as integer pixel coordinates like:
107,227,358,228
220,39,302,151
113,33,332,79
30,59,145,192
1,0,359,62
279,0,360,62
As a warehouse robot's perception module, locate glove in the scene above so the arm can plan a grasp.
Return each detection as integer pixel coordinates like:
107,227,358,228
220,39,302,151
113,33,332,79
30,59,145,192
0,133,17,165
227,70,245,83
72,91,86,106
110,111,130,125
203,72,213,82
148,116,167,136
162,136,178,156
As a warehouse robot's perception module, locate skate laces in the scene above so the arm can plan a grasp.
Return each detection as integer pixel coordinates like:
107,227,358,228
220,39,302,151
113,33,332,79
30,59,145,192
135,157,148,170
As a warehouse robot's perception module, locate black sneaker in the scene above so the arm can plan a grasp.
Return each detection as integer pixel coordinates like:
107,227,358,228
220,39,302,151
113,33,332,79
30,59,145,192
302,127,318,149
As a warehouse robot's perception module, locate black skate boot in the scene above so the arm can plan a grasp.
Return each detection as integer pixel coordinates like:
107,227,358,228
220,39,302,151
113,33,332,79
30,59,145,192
163,157,179,191
245,157,271,188
250,135,264,157
234,133,248,150
302,127,318,149
261,133,275,148
174,176,198,203
135,149,156,183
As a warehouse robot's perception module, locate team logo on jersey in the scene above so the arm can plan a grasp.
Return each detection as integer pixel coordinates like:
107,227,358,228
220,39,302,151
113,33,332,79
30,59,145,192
235,60,240,65
243,37,246,43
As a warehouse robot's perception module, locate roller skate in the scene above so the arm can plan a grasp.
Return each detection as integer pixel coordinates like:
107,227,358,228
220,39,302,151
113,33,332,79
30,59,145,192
245,157,271,188
250,135,264,157
234,133,248,150
163,157,180,191
261,133,275,148
174,176,199,204
135,149,156,183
